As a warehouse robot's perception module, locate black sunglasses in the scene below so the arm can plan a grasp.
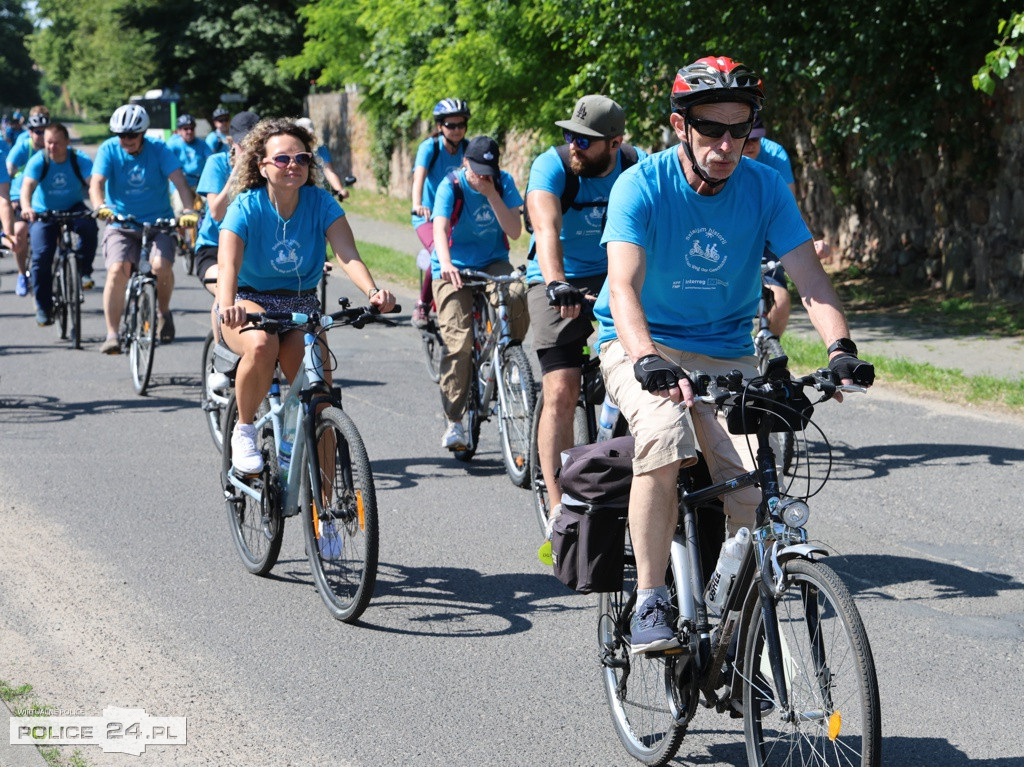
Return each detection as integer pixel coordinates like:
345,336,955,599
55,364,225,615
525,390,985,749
30,128,46,135
563,130,593,150
266,152,314,168
441,121,467,130
118,132,142,139
687,116,753,140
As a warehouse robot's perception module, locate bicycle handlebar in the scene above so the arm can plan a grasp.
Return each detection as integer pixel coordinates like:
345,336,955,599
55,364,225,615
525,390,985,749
689,367,864,407
241,300,402,334
458,267,526,288
34,209,96,223
107,213,180,232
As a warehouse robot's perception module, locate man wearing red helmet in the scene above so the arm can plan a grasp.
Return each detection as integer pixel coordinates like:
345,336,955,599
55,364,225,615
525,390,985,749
592,56,874,653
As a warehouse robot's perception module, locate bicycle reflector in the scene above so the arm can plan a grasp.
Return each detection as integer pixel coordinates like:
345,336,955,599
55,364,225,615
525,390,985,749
778,499,810,528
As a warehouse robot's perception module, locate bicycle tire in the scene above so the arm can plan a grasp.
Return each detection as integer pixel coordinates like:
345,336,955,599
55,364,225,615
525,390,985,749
743,559,881,767
453,293,492,463
221,395,284,575
497,344,537,488
129,280,157,395
302,406,379,623
67,254,82,349
422,323,444,383
598,539,688,766
528,390,591,537
201,332,227,451
52,258,68,340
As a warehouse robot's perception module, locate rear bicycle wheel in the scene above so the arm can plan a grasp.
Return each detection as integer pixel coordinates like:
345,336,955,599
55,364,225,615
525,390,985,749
52,258,68,339
743,559,881,767
129,280,157,395
221,395,284,575
302,406,379,622
598,539,687,766
497,345,537,488
66,254,82,349
201,332,228,451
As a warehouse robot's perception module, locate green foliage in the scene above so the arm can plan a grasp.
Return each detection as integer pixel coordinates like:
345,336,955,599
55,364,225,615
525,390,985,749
973,12,1024,94
0,0,41,106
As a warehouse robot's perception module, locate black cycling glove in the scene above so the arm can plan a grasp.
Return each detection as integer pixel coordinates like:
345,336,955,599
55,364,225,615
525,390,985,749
828,353,875,386
633,354,685,393
545,280,584,308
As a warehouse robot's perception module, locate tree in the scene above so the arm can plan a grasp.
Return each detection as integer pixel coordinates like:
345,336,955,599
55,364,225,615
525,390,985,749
974,12,1024,94
0,0,40,107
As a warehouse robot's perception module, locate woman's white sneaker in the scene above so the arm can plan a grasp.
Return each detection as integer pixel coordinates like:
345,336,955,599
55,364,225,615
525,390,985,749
231,423,264,474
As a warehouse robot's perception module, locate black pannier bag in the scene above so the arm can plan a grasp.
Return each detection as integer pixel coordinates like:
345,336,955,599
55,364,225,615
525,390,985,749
550,436,634,593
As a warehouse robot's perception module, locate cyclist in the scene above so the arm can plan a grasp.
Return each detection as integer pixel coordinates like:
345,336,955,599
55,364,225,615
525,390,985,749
295,117,350,201
1,146,15,264
6,109,50,297
194,111,260,300
216,117,396,474
18,122,98,326
594,55,875,653
206,107,231,154
431,135,527,450
411,98,471,328
166,113,212,204
525,94,646,531
742,115,830,337
89,103,199,353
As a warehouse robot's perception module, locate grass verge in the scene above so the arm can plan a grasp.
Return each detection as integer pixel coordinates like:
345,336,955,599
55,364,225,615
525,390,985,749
1,679,91,767
780,333,1024,412
353,241,421,289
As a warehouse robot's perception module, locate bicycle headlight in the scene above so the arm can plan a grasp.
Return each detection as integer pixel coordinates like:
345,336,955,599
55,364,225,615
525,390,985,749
778,499,810,528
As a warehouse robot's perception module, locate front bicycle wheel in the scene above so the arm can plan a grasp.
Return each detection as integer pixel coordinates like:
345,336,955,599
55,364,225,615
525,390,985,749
528,390,591,537
743,559,881,767
221,395,284,575
421,322,444,383
66,254,82,349
129,280,157,395
52,260,68,340
497,345,537,488
302,406,379,623
598,540,687,766
201,332,228,451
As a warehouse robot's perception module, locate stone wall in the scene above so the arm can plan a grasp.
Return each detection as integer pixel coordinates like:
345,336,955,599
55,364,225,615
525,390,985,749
310,78,1024,300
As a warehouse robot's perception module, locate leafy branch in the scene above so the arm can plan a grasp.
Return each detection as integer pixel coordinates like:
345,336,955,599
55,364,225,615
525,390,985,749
974,12,1024,94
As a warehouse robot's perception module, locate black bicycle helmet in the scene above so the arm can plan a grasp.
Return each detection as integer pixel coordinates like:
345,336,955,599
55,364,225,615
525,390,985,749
27,113,51,129
670,56,765,113
433,98,471,121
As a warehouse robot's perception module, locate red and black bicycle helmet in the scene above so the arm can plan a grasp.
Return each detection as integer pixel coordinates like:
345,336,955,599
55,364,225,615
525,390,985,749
670,56,765,113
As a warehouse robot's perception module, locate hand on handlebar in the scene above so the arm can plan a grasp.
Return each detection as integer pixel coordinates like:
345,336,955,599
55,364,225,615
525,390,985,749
178,211,200,228
368,287,396,313
439,262,462,290
633,354,693,406
827,353,875,387
218,304,248,329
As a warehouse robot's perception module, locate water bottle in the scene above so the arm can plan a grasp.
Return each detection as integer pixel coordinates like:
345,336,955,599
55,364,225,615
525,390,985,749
704,527,751,612
279,391,300,481
597,398,619,442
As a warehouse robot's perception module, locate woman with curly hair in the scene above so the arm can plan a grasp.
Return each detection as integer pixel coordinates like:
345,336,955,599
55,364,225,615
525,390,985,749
216,117,396,473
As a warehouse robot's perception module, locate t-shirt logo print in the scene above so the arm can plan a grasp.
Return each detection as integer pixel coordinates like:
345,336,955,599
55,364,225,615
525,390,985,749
683,227,728,273
270,237,303,274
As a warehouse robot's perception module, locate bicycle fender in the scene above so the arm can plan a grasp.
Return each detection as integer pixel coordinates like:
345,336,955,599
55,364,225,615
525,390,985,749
774,543,829,562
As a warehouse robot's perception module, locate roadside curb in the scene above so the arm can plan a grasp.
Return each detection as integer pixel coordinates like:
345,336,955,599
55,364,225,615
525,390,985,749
1,698,50,767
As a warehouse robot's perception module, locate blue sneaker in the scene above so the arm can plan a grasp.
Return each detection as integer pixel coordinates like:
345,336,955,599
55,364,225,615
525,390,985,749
16,273,29,297
630,594,679,654
35,308,53,326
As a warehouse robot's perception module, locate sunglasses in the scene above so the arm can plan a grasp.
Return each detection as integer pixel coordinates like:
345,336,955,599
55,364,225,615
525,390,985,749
441,121,467,130
687,116,754,140
118,132,142,140
31,128,46,135
563,130,594,150
265,152,314,168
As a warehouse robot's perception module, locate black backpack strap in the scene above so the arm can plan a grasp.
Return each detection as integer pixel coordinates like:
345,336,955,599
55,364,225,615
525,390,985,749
446,171,464,247
554,144,580,215
39,155,50,183
69,151,87,188
619,143,638,171
426,135,442,174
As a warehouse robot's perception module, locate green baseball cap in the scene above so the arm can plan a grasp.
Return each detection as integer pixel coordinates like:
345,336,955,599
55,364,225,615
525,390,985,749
554,95,625,139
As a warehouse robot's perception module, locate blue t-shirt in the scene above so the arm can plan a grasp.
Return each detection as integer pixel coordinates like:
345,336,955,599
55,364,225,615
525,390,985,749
195,153,232,249
751,138,794,186
412,136,466,228
206,130,229,154
594,147,811,358
6,131,39,199
0,142,10,184
166,134,212,187
430,169,523,279
221,185,343,292
93,137,181,222
524,144,648,283
23,150,93,212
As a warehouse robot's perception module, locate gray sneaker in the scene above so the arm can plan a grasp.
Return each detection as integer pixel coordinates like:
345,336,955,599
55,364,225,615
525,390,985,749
629,594,679,654
100,337,121,355
441,421,467,450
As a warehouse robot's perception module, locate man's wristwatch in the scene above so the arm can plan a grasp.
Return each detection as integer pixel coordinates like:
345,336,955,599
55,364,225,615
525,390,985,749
826,338,858,356
367,287,380,300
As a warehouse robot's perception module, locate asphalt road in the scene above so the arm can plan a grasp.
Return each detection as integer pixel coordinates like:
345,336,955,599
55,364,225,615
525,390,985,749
1,256,1022,766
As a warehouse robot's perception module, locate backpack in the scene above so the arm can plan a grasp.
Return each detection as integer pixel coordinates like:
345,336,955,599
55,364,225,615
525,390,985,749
38,150,88,188
445,170,510,251
524,142,639,259
426,135,469,174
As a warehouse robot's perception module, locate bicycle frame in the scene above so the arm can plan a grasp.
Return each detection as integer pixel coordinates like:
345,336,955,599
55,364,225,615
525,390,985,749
463,271,519,442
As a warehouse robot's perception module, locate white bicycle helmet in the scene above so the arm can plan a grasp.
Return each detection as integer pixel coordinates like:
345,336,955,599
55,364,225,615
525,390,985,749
109,104,150,134
433,98,470,121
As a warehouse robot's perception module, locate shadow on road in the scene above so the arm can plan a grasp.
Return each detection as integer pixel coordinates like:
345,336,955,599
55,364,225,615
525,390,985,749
828,553,1022,599
0,392,197,421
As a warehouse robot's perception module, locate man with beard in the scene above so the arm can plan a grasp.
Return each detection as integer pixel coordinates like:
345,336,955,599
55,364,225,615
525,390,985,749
525,95,645,541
